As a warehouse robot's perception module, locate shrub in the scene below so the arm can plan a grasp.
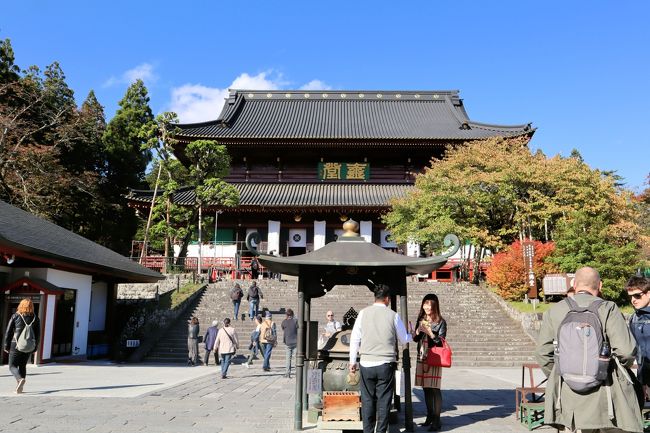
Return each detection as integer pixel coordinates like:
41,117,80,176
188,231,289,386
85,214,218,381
486,240,557,300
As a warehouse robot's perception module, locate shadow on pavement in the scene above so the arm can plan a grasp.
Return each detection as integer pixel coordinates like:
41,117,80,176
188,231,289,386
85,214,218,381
410,387,515,430
33,382,164,395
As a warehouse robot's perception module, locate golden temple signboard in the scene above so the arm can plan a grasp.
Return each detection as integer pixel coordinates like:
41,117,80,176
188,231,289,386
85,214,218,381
318,162,369,181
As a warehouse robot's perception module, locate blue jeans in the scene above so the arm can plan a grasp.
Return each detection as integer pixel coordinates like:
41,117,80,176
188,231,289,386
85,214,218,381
262,343,273,370
360,363,395,433
221,353,233,377
233,300,241,320
285,345,296,376
249,299,259,320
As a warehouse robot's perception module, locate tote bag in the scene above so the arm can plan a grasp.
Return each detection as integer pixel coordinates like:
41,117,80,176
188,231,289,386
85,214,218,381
426,337,452,368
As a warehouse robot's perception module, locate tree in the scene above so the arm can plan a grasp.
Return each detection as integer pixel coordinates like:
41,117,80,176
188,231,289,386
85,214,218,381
56,91,107,239
0,39,19,83
100,80,154,254
173,139,239,263
549,211,640,303
384,136,641,284
140,114,239,267
486,240,557,300
636,174,650,268
0,41,80,220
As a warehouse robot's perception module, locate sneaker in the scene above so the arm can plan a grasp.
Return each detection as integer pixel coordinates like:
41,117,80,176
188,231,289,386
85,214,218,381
15,378,25,394
221,375,227,379
244,363,249,369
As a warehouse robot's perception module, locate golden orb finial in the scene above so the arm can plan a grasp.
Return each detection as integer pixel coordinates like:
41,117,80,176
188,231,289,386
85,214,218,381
342,219,359,237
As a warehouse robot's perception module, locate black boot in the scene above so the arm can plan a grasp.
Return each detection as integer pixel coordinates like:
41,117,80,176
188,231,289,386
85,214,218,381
420,388,434,426
428,389,442,431
428,419,440,431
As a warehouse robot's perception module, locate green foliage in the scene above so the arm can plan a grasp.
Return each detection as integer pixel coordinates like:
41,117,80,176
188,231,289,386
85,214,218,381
0,39,20,83
170,283,203,309
549,211,641,303
507,300,551,314
100,80,155,253
138,119,239,260
385,136,643,287
0,39,98,230
385,137,627,252
103,79,153,189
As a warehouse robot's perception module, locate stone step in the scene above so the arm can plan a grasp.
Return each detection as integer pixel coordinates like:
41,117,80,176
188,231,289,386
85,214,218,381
146,280,536,367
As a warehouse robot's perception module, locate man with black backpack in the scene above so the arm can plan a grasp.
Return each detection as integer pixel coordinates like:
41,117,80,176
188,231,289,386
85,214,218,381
230,283,244,320
247,281,263,321
536,267,643,433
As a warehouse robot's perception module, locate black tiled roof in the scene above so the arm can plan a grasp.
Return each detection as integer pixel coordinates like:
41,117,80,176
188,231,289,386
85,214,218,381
175,90,533,141
127,183,412,209
0,201,163,282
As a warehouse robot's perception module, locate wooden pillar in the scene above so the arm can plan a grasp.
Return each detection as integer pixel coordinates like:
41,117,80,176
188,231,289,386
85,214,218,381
303,296,311,410
294,279,305,430
398,277,414,432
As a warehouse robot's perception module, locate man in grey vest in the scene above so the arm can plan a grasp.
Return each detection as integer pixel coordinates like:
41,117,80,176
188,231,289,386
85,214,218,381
349,283,412,433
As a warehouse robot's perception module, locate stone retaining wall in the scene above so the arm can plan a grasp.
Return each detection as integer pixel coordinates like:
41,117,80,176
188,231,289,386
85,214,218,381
117,273,195,300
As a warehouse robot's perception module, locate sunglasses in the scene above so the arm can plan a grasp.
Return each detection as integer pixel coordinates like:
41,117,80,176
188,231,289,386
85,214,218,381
327,314,333,317
629,292,646,300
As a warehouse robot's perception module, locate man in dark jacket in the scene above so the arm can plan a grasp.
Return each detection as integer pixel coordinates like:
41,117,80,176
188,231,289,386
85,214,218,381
230,283,244,320
247,281,263,321
281,308,298,378
627,276,650,389
203,320,220,366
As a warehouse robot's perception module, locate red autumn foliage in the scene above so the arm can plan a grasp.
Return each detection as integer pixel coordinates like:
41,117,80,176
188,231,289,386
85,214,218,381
486,240,557,301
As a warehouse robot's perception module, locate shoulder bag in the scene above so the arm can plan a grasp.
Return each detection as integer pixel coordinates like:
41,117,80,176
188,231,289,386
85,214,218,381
426,337,452,368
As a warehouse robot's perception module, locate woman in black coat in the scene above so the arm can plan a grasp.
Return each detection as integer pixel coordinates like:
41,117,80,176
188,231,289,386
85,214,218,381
3,298,40,394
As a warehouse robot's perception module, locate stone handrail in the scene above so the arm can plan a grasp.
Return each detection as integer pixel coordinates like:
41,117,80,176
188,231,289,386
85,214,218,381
125,284,206,363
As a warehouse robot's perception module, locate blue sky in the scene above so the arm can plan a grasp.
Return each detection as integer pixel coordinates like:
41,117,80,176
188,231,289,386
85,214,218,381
3,1,649,190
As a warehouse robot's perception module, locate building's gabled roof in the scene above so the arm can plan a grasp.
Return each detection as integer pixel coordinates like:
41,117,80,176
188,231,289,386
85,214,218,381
174,90,534,142
127,182,412,210
0,201,163,282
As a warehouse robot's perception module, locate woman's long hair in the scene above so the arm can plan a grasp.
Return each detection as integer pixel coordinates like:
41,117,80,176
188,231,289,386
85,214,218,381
17,299,34,315
415,293,442,328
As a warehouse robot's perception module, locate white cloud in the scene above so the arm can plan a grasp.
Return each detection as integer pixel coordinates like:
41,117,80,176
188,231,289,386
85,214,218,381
103,63,158,88
169,85,230,124
169,71,281,123
230,71,284,91
169,72,332,123
299,79,332,91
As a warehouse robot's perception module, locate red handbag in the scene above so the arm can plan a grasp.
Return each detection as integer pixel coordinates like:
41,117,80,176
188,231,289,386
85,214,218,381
426,337,452,368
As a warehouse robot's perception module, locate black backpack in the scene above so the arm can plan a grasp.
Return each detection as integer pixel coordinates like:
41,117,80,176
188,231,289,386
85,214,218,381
230,286,243,301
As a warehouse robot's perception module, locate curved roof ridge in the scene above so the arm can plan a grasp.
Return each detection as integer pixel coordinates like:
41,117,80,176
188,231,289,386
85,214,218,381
172,89,534,141
468,120,535,131
231,89,461,96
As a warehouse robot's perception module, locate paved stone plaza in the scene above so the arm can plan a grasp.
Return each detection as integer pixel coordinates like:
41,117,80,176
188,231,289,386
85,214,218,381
0,360,552,432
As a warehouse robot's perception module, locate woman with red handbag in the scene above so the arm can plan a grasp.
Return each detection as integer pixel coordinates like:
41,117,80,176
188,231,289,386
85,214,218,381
413,294,447,431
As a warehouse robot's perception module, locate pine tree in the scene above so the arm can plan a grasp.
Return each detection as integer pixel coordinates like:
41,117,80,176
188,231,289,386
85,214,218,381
100,80,154,254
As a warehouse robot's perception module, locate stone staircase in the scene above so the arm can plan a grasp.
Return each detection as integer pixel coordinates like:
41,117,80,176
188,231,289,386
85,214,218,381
142,290,207,363
144,279,537,367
